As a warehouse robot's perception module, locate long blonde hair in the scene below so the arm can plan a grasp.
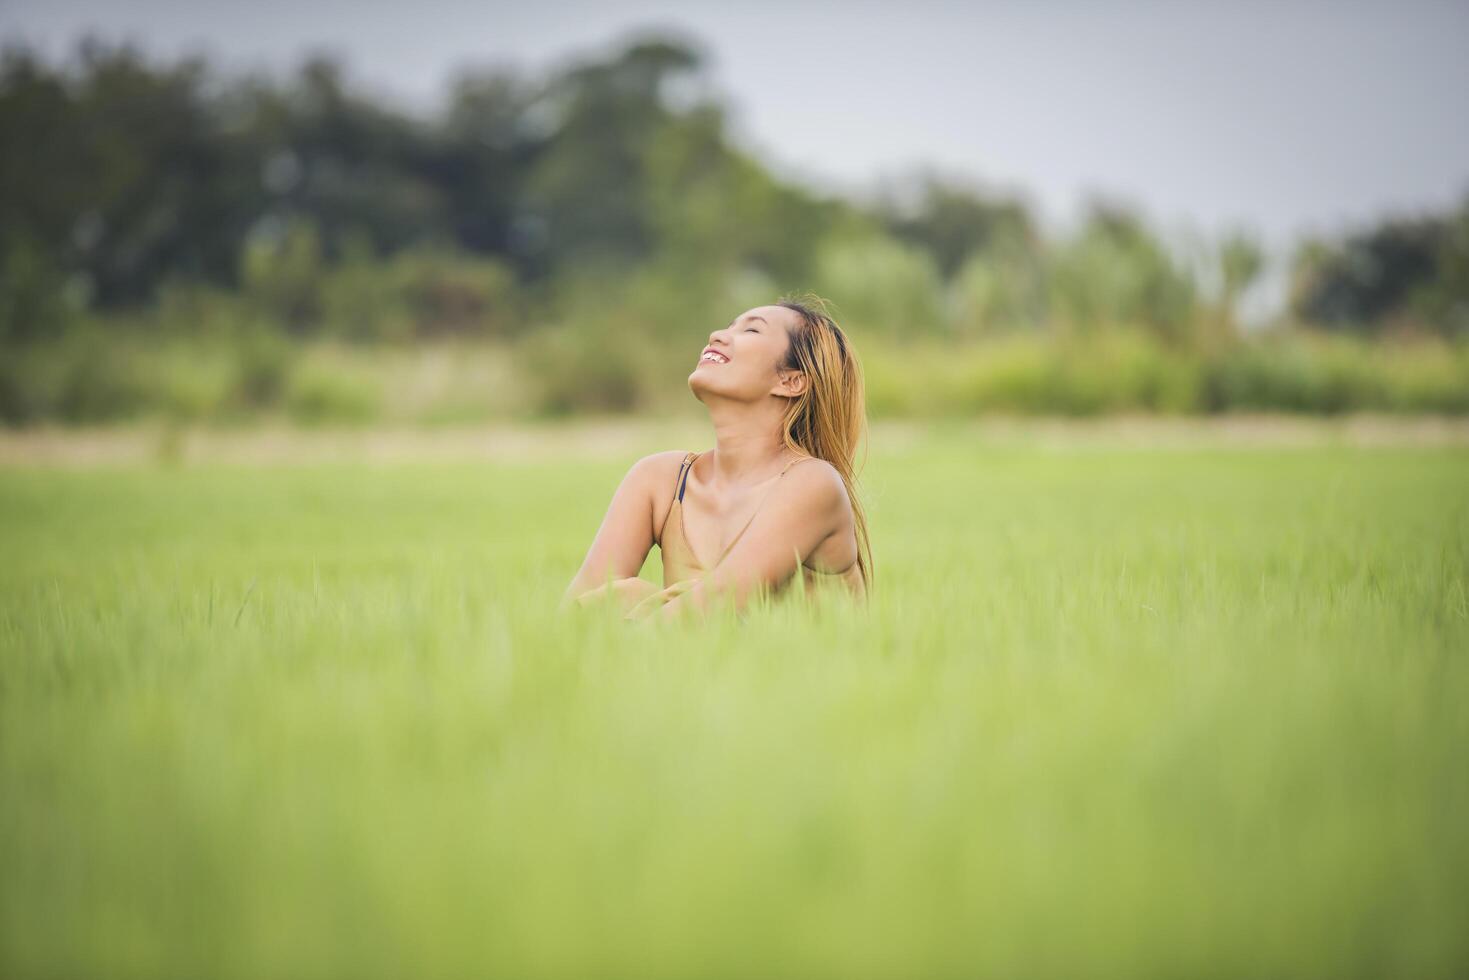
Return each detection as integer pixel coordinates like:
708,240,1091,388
774,292,874,591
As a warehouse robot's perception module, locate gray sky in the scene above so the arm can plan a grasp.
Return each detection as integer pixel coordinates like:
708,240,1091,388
5,0,1467,273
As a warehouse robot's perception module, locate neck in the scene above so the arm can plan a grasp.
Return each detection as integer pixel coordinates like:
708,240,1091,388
703,397,793,485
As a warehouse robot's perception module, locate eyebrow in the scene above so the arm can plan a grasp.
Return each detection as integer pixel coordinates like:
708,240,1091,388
729,315,767,326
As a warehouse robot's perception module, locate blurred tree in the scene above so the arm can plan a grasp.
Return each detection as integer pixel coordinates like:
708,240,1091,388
1049,203,1198,345
1290,211,1456,335
0,39,262,312
644,101,839,286
4,31,1462,352
439,67,539,266
1410,198,1469,336
814,229,947,340
1218,232,1263,327
245,55,450,260
949,244,1047,337
240,216,323,333
876,172,1039,279
0,237,75,342
520,38,700,276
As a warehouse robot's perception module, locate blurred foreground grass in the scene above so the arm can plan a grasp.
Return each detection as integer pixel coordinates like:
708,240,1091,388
2,428,1467,978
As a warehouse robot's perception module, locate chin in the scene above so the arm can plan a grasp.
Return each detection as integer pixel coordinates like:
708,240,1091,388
689,376,727,403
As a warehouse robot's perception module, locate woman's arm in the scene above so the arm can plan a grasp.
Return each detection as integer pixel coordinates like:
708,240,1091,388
626,460,848,623
559,452,684,613
563,575,661,614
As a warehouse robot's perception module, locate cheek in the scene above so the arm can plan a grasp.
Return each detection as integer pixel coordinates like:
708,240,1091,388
742,351,777,378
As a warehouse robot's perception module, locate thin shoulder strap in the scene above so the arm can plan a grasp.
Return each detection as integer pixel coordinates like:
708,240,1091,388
657,451,697,548
677,450,699,502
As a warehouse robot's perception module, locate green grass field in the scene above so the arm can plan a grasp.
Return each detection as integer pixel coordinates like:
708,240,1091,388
2,427,1467,979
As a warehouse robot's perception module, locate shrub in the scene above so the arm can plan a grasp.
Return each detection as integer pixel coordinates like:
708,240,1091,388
152,343,236,422
284,353,383,426
320,247,522,342
42,329,151,423
517,323,645,416
230,328,294,410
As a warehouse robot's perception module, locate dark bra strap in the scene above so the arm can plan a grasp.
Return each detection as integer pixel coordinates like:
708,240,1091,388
677,450,697,502
657,452,696,550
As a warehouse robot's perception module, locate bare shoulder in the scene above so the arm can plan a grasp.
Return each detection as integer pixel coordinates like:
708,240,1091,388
633,450,696,543
626,448,697,507
784,456,852,515
630,449,695,485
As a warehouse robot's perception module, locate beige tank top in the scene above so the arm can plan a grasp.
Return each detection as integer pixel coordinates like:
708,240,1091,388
656,450,867,600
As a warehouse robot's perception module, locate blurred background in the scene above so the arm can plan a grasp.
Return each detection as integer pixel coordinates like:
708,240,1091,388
1,0,1466,428
5,7,1469,977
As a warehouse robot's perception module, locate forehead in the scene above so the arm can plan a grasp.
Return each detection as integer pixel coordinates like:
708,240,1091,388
736,305,800,331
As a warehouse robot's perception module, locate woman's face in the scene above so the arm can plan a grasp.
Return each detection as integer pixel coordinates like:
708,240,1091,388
688,305,806,402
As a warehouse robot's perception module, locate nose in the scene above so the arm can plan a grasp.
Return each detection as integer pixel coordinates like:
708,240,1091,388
708,325,732,345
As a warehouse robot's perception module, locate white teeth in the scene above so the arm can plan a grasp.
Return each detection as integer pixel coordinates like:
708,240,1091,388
701,351,728,363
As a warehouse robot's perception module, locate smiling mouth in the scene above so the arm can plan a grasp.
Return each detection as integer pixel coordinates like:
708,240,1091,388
699,350,730,364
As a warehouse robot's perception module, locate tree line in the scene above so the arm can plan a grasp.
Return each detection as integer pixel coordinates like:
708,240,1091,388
1,33,1465,422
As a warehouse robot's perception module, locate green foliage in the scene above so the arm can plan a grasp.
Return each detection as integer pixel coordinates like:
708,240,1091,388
231,327,294,411
1411,202,1469,335
241,218,326,332
1218,232,1264,308
0,237,78,343
1049,206,1198,344
1204,332,1469,414
866,333,1204,416
0,327,150,423
0,41,258,308
1291,197,1469,337
644,113,836,287
877,172,1040,279
517,322,646,416
230,224,527,342
3,34,1468,423
283,349,383,426
3,325,1465,426
948,247,1048,337
320,241,522,342
813,232,947,340
2,442,1466,977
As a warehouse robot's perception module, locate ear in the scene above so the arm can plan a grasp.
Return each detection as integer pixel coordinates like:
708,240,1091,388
774,368,809,398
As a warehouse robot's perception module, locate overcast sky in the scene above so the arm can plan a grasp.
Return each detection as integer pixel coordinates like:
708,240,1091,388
5,0,1467,262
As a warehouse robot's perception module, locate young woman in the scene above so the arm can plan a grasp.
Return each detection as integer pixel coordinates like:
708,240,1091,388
560,295,873,622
